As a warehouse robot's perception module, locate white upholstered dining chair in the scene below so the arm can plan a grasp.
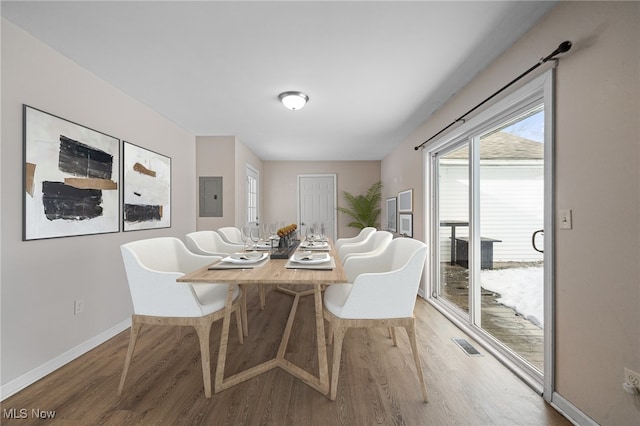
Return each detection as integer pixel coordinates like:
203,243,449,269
186,230,264,314
338,230,393,263
185,230,244,257
118,237,243,398
334,226,376,251
217,227,244,245
323,238,429,402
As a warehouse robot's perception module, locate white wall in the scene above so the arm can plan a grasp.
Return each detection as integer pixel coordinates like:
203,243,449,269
262,161,381,240
1,20,197,393
381,2,640,424
195,136,236,231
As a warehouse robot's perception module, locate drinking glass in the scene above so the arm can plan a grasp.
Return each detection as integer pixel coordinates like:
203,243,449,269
269,223,278,251
250,227,260,251
241,226,251,251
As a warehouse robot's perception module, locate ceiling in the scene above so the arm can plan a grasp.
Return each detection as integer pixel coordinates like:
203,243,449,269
1,1,556,161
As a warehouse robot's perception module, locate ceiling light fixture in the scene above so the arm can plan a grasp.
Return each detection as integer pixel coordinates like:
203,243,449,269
278,91,309,111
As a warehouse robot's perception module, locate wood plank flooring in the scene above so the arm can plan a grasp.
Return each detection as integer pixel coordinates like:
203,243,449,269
1,286,569,425
440,262,544,370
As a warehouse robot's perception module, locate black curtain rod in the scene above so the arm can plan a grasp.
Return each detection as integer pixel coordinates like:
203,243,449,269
414,41,572,151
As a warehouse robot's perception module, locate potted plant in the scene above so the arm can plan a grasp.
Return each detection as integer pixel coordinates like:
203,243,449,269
337,181,382,230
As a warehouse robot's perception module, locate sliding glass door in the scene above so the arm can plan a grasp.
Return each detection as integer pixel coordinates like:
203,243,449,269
477,107,545,372
426,72,554,393
436,143,470,314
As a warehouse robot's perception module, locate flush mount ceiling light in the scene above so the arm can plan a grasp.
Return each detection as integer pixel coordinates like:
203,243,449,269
278,91,309,111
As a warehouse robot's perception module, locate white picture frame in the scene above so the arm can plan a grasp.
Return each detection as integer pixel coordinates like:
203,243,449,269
23,105,120,240
123,141,171,231
398,189,413,212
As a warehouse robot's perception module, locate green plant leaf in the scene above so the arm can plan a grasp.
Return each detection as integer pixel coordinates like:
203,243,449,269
336,181,383,230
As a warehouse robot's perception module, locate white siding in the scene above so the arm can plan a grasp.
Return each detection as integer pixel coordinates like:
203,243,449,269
439,162,544,262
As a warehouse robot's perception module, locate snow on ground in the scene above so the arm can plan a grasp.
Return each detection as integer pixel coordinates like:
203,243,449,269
480,266,544,328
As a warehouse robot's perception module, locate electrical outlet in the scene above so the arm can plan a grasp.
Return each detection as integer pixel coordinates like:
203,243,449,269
625,368,640,387
74,299,84,315
623,368,640,395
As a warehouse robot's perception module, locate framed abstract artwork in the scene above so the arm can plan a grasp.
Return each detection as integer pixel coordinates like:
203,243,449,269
385,197,397,232
23,105,120,240
123,141,171,231
399,213,413,238
398,189,413,213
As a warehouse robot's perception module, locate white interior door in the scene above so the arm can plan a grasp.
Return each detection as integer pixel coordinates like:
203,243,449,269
298,175,336,241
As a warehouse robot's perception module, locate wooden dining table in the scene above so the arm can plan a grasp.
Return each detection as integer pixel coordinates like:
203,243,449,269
177,241,346,397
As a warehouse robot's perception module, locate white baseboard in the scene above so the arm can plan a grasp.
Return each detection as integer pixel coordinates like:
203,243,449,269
1,318,131,401
550,392,598,426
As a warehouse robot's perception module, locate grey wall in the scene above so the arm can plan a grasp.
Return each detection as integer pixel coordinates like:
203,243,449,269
1,20,197,389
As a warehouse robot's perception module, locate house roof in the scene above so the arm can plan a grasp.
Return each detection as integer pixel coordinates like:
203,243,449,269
445,132,544,160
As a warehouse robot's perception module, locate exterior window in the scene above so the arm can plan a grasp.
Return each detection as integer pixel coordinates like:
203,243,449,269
246,166,258,225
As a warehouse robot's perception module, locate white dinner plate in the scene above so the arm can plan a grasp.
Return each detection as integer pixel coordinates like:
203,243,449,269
290,252,330,264
299,240,329,249
222,252,268,264
305,235,327,242
252,241,274,250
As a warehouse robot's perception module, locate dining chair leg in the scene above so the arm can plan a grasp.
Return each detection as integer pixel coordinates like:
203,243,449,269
330,325,347,401
194,319,214,398
389,327,398,346
404,319,428,403
118,318,143,396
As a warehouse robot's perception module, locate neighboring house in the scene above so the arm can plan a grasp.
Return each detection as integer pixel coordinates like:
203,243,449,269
439,132,544,262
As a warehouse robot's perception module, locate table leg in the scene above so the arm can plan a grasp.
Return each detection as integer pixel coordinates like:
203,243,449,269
214,283,330,397
214,283,236,394
314,283,329,394
276,283,329,396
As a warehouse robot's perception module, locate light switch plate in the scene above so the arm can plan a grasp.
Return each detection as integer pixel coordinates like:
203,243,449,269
559,209,572,230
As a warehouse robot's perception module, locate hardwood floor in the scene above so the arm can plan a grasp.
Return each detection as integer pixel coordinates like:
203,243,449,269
1,287,570,425
440,262,545,371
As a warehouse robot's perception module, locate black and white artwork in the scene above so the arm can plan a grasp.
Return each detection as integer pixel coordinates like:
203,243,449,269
123,141,171,231
399,213,413,238
23,105,120,240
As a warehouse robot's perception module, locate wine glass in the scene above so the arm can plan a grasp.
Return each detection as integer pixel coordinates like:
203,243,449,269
241,226,251,251
319,222,326,240
249,227,260,251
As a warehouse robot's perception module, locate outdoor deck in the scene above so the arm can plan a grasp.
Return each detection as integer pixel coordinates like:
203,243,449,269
440,262,544,371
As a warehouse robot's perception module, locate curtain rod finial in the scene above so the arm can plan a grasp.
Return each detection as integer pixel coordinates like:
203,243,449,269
543,40,573,62
558,41,572,53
